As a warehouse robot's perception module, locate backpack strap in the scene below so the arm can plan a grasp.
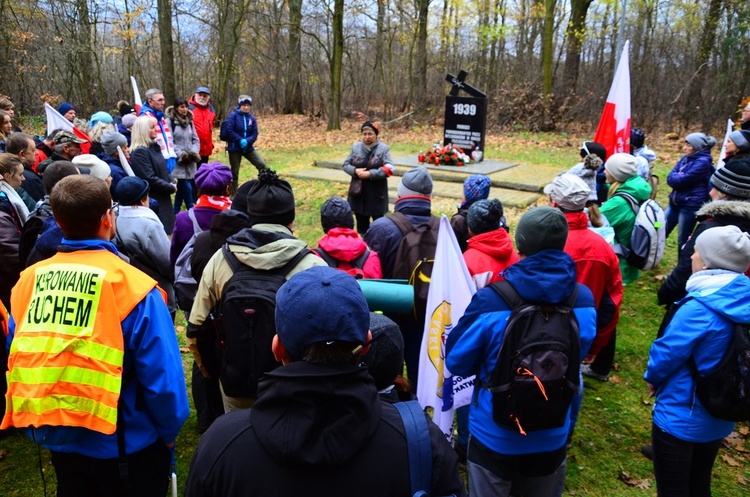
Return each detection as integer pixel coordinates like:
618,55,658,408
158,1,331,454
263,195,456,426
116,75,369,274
488,280,523,309
277,248,314,276
187,208,203,234
351,249,370,270
389,211,414,237
393,401,432,497
313,247,340,268
613,191,639,214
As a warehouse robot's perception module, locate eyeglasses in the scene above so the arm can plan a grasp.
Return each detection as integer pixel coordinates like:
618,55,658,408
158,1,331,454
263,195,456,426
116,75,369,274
102,202,119,220
153,98,166,103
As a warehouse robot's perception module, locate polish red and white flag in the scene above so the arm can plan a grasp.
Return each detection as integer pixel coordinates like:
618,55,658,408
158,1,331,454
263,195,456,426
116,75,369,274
131,76,142,114
594,41,631,159
44,103,91,154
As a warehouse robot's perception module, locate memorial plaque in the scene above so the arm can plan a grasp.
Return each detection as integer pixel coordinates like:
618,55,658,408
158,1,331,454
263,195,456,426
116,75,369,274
444,96,487,156
443,70,487,161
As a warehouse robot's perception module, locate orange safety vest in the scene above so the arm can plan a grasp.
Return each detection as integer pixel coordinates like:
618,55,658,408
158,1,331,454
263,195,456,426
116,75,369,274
0,300,8,337
1,249,160,435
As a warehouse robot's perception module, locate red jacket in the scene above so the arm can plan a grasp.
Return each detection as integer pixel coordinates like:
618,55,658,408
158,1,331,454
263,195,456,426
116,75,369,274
563,211,623,356
463,228,519,288
316,227,382,279
189,95,216,158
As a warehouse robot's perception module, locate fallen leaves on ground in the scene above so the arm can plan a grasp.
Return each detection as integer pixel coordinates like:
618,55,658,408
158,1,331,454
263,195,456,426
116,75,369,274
724,432,748,453
721,453,743,467
0,449,6,460
619,470,651,489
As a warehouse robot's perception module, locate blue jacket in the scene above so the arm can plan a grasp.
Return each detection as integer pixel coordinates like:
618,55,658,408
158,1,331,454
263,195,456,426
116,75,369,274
8,239,189,457
97,153,128,201
220,108,259,153
446,250,596,455
645,271,749,443
667,148,714,208
363,196,434,278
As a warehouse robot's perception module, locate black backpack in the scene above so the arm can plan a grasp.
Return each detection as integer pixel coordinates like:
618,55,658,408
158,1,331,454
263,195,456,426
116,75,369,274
210,245,311,398
389,212,440,320
688,322,750,421
18,209,50,269
487,281,581,435
313,247,369,279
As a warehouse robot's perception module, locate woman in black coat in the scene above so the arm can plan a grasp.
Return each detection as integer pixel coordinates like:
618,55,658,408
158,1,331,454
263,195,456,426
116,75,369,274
342,121,394,234
129,115,177,234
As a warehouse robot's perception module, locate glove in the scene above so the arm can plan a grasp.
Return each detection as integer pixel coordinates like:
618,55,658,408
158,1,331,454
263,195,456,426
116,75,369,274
240,138,248,150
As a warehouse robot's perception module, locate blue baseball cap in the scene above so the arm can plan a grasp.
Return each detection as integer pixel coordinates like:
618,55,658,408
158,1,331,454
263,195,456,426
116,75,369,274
275,266,370,359
195,86,211,95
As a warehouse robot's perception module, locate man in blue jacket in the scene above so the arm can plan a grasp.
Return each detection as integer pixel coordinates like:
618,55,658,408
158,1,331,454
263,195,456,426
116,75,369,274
446,206,597,497
2,174,189,497
220,95,267,191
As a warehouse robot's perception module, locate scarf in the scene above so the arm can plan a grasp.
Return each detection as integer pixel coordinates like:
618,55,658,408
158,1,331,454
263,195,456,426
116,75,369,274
0,180,29,225
195,195,232,210
685,269,742,297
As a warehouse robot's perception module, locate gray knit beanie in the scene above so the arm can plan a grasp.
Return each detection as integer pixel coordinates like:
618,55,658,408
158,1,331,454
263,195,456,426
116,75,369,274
100,131,128,156
515,206,568,256
397,166,433,197
728,130,750,154
685,133,717,152
695,225,750,273
604,153,638,183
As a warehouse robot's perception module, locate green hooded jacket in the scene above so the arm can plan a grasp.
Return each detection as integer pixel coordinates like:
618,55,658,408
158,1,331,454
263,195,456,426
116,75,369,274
600,175,653,284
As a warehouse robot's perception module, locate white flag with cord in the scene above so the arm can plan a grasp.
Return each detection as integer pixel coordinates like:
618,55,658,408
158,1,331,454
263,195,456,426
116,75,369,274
131,76,143,113
417,215,476,441
44,103,91,154
717,118,734,169
593,40,631,159
117,146,135,177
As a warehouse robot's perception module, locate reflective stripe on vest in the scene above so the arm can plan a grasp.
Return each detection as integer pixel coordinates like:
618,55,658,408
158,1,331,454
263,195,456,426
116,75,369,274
1,250,157,434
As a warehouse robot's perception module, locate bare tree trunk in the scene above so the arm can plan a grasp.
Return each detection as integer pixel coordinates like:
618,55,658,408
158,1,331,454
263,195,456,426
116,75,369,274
562,0,593,95
541,0,556,96
283,0,303,114
684,0,723,128
327,0,344,130
414,0,429,107
75,0,94,111
157,0,176,103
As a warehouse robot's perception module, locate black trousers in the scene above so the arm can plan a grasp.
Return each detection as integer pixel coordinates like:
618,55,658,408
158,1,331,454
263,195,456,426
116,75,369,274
589,327,616,376
51,441,170,497
652,424,722,497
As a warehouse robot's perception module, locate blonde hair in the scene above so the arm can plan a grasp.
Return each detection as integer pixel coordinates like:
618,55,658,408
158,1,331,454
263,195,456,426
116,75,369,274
130,115,157,149
89,122,114,143
0,110,10,139
607,181,623,200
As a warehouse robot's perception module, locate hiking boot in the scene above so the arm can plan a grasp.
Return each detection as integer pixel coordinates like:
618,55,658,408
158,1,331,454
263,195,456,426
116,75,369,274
641,444,654,460
581,364,609,382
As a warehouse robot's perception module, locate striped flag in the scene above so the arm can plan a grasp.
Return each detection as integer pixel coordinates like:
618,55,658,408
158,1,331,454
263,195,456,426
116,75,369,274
594,40,631,159
44,103,91,154
131,76,143,114
417,215,476,441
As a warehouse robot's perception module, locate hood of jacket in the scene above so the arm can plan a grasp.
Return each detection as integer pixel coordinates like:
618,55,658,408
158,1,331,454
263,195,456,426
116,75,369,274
317,227,368,262
226,224,309,271
690,273,750,327
696,200,750,229
616,174,653,202
502,249,578,304
166,106,194,127
466,228,516,260
251,362,382,467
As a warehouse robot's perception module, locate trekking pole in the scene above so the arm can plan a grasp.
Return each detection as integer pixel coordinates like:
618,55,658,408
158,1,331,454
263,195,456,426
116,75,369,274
171,447,178,497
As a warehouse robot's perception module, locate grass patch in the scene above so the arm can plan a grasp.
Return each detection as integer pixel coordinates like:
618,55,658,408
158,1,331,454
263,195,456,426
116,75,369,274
2,123,748,495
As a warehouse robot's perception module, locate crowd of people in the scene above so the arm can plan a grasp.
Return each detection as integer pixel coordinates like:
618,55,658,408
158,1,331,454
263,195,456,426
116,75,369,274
0,92,749,497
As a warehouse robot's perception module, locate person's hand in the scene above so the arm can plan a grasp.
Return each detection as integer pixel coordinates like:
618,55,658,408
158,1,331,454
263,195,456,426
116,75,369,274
647,383,656,397
582,354,596,364
240,138,248,150
172,183,178,193
356,168,370,179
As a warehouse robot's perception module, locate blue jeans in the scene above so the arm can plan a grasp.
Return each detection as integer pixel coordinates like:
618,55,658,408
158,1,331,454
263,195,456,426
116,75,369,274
664,203,698,250
174,179,194,213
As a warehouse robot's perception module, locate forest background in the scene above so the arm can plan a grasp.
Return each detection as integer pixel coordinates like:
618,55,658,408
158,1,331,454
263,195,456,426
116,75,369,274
1,0,750,134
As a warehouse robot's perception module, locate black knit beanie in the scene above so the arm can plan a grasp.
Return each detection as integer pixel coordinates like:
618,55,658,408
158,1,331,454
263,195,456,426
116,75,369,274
467,199,505,235
245,169,296,226
361,313,404,391
361,121,379,135
710,160,750,200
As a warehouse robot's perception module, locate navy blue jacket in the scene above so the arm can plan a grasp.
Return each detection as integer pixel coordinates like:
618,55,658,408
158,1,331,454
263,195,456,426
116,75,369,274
220,108,259,153
667,148,714,208
363,196,434,278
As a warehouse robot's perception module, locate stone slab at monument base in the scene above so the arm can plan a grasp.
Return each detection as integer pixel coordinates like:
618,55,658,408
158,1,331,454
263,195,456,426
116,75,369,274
396,154,517,175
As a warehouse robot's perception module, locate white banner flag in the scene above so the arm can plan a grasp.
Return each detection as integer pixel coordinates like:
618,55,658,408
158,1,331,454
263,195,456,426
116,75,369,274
717,118,734,169
417,215,476,441
44,103,91,154
594,40,631,159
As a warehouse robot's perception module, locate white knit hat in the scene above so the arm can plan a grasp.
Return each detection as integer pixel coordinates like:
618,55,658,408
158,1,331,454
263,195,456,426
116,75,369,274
604,153,638,183
695,225,750,273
